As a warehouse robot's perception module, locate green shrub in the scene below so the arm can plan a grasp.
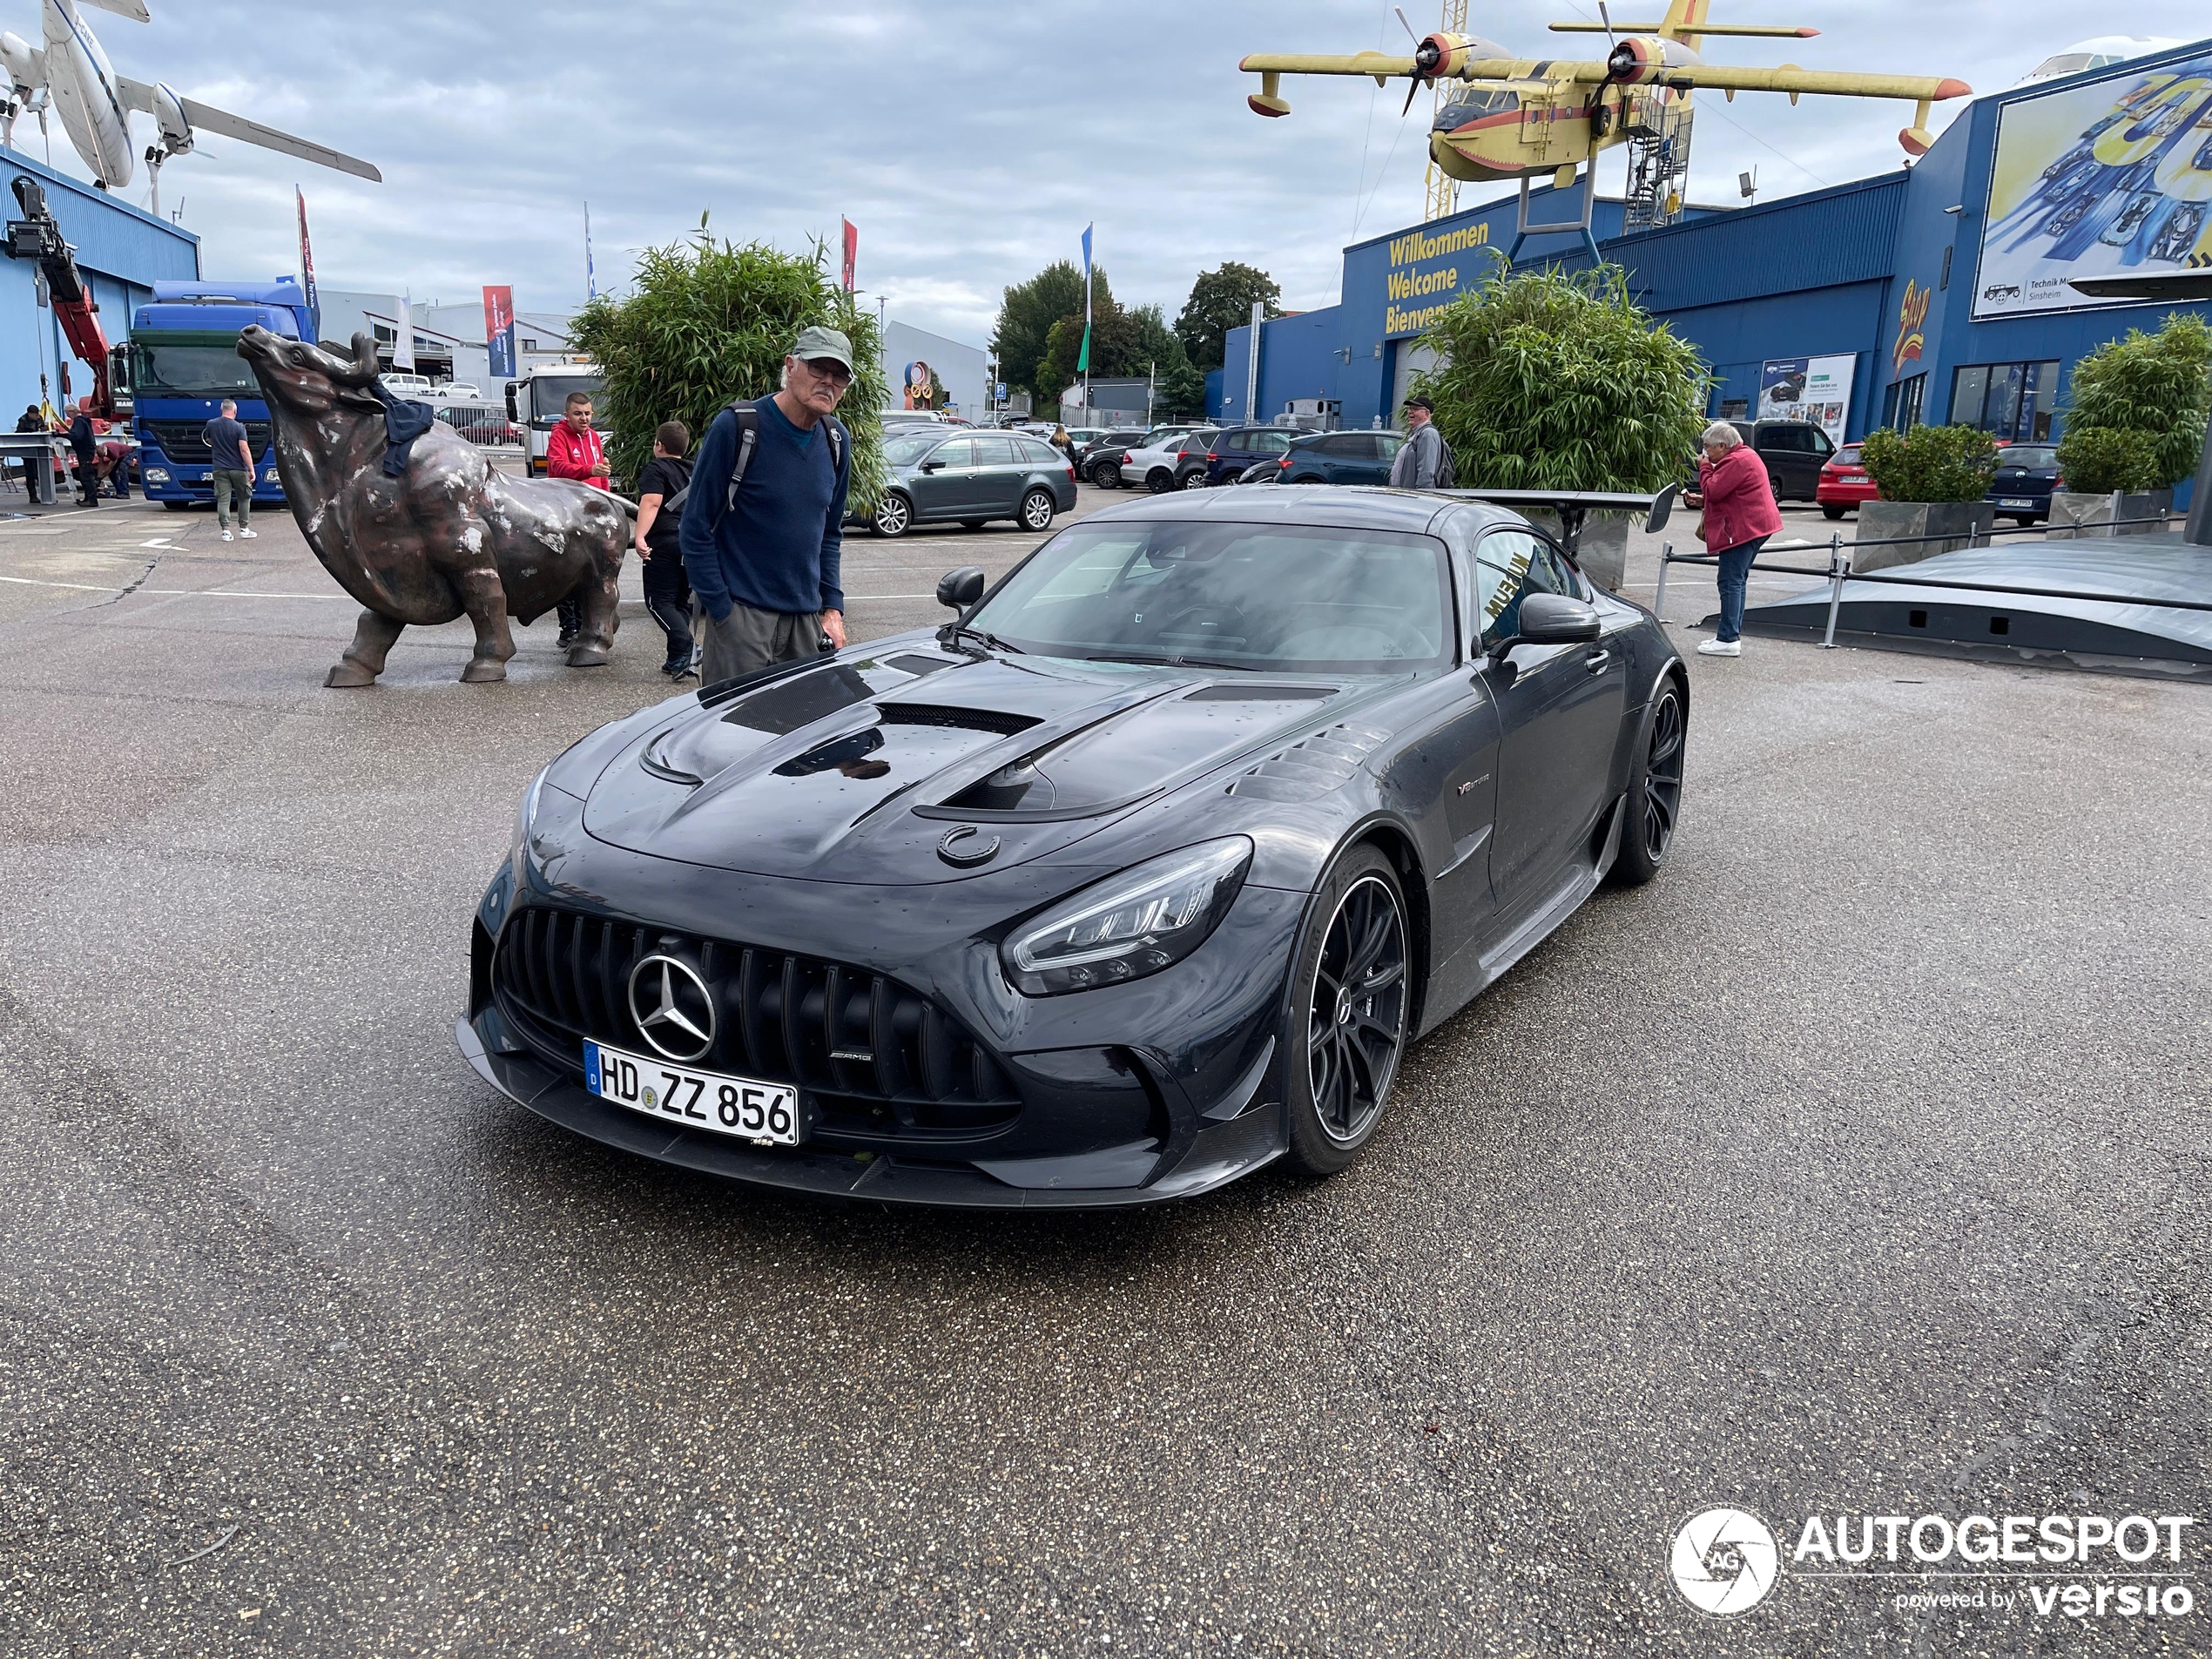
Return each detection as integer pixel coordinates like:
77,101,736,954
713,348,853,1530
1409,260,1710,491
1858,423,1999,502
2052,426,2165,495
568,218,885,510
2060,312,2211,489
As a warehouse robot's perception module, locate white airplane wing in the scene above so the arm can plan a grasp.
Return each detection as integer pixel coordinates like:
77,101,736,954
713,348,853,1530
152,87,382,182
113,74,158,115
78,0,152,21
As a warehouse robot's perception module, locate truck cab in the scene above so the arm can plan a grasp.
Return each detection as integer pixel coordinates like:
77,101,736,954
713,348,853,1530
505,362,606,478
130,279,314,509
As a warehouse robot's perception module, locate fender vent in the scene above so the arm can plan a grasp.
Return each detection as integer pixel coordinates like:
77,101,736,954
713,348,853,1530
1226,720,1393,801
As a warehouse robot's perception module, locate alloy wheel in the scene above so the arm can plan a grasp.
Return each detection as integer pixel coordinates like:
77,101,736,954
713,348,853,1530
1180,469,1209,490
1022,489,1055,530
874,493,911,537
1642,691,1684,862
1305,873,1408,1146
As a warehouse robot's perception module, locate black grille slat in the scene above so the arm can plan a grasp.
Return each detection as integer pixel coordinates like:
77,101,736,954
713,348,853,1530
490,905,1022,1139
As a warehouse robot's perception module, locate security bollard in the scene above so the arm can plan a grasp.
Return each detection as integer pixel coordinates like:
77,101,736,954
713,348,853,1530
1821,531,1847,649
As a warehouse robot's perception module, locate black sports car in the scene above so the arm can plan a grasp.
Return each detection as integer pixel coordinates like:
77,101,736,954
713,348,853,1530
458,487,1687,1207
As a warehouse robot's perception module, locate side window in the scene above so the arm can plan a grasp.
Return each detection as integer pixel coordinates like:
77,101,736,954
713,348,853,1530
933,438,979,468
1015,438,1059,464
973,436,1017,465
1527,536,1584,600
1377,434,1405,460
1258,431,1294,454
1474,529,1538,645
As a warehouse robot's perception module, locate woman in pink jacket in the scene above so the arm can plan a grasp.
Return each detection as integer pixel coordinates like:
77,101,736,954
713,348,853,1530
1694,421,1782,657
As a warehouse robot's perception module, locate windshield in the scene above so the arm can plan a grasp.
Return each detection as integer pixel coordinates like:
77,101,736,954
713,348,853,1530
132,339,260,399
528,374,603,421
968,518,1453,672
883,431,946,466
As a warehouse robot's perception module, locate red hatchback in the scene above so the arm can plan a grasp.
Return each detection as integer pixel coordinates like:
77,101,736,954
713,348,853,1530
1817,443,1878,518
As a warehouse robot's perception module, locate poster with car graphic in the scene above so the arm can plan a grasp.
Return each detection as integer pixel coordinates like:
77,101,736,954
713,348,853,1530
1757,354,1855,448
1974,48,2212,320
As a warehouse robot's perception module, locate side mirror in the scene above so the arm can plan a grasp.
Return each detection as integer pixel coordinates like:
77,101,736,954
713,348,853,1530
1513,591,1602,644
937,566,986,611
503,384,517,421
919,459,945,473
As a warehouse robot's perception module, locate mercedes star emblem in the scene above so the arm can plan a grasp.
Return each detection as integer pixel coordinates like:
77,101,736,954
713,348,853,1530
626,954,717,1062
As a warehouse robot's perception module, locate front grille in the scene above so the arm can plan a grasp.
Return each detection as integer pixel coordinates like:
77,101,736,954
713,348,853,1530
139,418,271,464
493,905,1022,1140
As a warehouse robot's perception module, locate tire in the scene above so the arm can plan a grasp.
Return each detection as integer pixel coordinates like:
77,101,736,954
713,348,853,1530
873,492,912,538
1019,488,1055,532
1179,468,1211,490
1283,844,1412,1177
1089,460,1119,487
1822,503,1845,520
1608,678,1685,887
1146,469,1173,494
961,519,988,531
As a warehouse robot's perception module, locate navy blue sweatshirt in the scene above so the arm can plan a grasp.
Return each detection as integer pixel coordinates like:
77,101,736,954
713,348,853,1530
678,395,849,621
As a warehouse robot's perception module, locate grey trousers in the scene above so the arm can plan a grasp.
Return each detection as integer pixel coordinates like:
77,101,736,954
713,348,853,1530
212,469,251,529
694,598,822,685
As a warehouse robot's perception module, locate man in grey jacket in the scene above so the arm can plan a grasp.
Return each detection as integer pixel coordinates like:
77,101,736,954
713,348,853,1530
1389,395,1447,489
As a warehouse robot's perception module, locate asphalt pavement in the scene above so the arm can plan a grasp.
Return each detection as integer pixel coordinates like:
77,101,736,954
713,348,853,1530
1,480,2207,1657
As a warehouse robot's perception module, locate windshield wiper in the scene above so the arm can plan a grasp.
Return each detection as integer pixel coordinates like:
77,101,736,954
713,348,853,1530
1084,651,1256,671
939,622,1022,657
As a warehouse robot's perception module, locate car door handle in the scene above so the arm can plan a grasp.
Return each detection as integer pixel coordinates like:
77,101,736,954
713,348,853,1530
1584,649,1611,673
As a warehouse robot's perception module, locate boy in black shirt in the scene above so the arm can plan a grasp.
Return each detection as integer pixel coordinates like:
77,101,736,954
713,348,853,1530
633,421,696,680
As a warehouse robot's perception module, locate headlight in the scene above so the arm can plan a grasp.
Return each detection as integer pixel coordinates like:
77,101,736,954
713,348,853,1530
511,766,548,873
1002,837,1251,996
143,467,169,483
263,468,280,483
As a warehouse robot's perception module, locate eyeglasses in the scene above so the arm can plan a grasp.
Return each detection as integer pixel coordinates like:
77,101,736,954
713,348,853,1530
800,358,853,388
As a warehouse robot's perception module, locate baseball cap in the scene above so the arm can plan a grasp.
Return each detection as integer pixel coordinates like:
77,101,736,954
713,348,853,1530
792,325,854,373
1403,394,1433,411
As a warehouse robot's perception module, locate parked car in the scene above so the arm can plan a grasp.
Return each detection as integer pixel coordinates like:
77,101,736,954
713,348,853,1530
1199,426,1299,485
1816,442,1878,518
1684,418,1837,505
1233,459,1278,484
1275,428,1407,486
1985,442,2062,524
1116,429,1219,494
1075,428,1151,487
1172,432,1226,489
866,428,1078,537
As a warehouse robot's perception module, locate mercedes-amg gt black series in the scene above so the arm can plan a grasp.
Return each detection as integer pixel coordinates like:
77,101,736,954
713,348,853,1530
459,487,1687,1207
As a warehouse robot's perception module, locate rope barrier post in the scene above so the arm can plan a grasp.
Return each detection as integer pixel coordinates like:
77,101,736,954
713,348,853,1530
1821,530,1846,649
1654,540,1672,620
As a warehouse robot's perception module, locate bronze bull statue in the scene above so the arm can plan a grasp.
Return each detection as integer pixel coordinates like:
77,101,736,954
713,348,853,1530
237,326,626,686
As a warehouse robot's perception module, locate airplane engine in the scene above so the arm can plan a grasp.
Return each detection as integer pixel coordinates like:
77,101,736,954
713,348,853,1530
150,80,191,155
1605,36,1705,84
1416,31,1514,81
0,30,37,98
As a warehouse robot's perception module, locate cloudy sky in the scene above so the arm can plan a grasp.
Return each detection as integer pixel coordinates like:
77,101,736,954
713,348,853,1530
39,2,2211,345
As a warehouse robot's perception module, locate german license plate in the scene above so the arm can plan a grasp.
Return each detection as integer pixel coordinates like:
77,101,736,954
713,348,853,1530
583,1040,800,1145
2000,498,2034,509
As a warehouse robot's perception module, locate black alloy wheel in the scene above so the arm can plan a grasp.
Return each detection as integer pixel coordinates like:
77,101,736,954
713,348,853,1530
873,491,912,538
1020,489,1055,531
1609,681,1684,887
1146,469,1174,494
1284,845,1410,1176
1090,459,1120,487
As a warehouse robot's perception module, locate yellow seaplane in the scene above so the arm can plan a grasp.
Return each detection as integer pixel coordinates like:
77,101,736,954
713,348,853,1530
1242,0,1971,191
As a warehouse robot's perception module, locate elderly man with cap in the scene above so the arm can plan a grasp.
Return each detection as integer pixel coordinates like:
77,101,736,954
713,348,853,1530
1388,395,1448,489
679,324,857,684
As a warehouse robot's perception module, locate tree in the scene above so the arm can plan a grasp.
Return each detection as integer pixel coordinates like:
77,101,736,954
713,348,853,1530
1175,262,1283,373
993,260,1114,395
1035,300,1142,404
568,216,885,509
1410,260,1710,492
2055,312,2211,489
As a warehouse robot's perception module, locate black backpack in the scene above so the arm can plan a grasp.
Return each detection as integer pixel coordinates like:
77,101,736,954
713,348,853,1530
663,398,846,522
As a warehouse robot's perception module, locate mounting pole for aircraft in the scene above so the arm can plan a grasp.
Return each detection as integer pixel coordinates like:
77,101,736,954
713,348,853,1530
1508,167,1602,266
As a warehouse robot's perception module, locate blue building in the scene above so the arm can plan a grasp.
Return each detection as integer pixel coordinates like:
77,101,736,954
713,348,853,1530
0,145,199,414
1219,38,2212,480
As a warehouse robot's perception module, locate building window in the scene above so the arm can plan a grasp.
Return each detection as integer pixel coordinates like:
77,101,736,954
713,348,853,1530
1882,373,1927,431
1949,361,2060,442
521,337,538,351
372,323,395,345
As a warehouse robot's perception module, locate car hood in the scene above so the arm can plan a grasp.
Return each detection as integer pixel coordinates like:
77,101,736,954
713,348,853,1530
582,639,1383,884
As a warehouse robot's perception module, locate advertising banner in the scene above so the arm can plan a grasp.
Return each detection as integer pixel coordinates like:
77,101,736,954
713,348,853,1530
1757,353,1856,447
840,218,858,293
295,187,320,341
1974,48,2212,320
482,286,516,380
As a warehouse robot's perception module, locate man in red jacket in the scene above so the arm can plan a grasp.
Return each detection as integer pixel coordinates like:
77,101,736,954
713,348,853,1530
1693,421,1782,658
546,391,610,644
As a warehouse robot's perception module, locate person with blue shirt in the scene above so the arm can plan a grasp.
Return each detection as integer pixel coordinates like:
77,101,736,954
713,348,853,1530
678,325,855,684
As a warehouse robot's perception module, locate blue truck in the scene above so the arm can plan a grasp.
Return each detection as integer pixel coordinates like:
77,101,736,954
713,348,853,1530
127,278,314,509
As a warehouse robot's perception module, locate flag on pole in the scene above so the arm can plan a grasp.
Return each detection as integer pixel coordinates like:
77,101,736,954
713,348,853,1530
840,218,858,293
394,291,415,370
584,201,597,300
295,186,320,341
483,286,516,379
1077,223,1094,374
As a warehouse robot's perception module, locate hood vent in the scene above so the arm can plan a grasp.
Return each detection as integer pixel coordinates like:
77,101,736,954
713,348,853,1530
877,704,1042,736
1184,684,1335,701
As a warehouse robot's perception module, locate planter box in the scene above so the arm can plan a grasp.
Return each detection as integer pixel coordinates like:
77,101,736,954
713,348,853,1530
2047,489,2173,539
1524,508,1632,593
1852,501,1995,572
